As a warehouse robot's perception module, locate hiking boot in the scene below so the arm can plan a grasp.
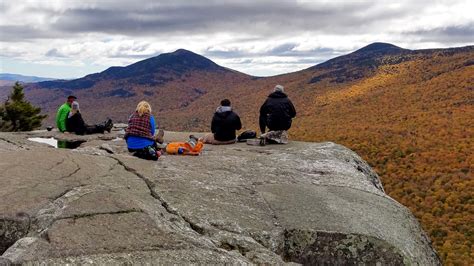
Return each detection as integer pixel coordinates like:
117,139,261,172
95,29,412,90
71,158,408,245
156,142,167,149
105,118,113,133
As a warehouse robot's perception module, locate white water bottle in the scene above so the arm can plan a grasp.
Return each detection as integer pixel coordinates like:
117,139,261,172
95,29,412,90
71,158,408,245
188,135,198,149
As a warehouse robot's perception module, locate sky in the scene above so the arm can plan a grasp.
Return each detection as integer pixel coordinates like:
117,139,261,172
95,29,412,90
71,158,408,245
0,0,473,79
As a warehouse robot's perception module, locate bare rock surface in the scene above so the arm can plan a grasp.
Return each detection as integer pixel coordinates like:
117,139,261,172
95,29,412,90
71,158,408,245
0,129,440,265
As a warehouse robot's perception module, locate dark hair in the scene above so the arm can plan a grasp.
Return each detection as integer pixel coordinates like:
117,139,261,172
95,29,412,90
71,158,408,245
221,99,231,106
67,95,77,100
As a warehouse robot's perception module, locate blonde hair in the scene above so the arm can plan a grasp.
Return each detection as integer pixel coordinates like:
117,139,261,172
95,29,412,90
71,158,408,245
136,101,152,116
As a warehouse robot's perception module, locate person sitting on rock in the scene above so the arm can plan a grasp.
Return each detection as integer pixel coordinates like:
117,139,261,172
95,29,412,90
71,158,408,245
56,95,76,132
202,99,242,145
259,85,296,144
124,101,164,161
66,101,113,135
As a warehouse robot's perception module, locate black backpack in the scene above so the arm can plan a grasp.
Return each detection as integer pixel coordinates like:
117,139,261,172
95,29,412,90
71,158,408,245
237,130,257,142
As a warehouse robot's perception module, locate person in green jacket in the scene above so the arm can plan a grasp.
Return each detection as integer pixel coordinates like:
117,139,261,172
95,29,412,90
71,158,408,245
56,95,76,132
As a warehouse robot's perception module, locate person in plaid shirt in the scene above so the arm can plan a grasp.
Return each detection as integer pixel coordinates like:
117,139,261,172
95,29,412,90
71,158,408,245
125,101,164,160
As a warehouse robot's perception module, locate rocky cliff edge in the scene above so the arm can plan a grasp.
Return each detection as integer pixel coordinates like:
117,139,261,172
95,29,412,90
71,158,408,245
0,129,440,265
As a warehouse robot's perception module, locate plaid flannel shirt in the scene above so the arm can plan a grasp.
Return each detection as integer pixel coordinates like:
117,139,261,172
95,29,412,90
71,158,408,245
124,112,154,140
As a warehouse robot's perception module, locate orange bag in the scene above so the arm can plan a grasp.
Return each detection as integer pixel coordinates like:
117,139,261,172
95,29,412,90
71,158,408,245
166,141,204,156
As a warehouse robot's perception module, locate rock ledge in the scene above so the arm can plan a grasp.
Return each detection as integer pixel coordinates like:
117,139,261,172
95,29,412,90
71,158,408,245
0,130,440,265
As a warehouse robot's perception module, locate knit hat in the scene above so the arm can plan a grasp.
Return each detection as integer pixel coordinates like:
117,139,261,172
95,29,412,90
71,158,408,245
71,101,80,111
274,84,284,92
221,99,231,106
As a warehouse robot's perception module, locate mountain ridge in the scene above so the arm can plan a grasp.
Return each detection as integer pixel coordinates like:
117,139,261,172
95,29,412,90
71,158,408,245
0,73,55,83
29,43,473,91
5,43,473,88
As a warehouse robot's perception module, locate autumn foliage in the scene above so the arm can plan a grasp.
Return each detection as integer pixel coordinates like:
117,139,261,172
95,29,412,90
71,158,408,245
289,50,474,265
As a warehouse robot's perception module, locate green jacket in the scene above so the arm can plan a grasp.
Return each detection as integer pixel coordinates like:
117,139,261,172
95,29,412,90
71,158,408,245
56,103,71,132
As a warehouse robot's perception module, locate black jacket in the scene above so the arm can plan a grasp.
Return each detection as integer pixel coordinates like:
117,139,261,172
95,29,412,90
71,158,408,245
211,110,242,141
66,112,87,135
259,91,296,133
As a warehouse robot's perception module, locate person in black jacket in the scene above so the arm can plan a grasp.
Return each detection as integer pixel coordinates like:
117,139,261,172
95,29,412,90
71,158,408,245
202,99,242,145
259,85,296,144
66,101,113,135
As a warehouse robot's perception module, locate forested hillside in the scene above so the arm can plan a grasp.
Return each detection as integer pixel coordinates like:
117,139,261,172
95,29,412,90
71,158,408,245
289,47,473,264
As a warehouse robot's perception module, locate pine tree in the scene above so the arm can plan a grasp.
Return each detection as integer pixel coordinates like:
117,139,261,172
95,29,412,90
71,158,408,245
0,82,47,131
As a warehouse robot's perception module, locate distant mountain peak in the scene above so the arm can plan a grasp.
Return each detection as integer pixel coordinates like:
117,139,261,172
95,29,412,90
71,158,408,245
172,48,196,55
133,48,223,73
307,42,409,80
354,42,405,53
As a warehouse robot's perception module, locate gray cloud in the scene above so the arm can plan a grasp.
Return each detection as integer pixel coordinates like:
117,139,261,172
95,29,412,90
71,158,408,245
204,44,344,60
404,24,474,43
0,25,58,42
2,1,471,45
107,52,160,59
203,44,347,73
106,43,159,59
1,0,411,40
45,48,67,58
203,49,247,59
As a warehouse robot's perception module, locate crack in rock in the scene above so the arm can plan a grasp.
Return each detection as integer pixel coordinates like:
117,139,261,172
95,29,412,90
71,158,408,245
109,157,199,231
46,157,67,171
0,137,28,150
30,185,109,238
61,157,81,180
55,209,143,221
26,157,83,195
352,158,385,193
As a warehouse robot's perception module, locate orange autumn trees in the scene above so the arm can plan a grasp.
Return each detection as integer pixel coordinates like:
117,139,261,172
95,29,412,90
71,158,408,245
289,50,473,264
